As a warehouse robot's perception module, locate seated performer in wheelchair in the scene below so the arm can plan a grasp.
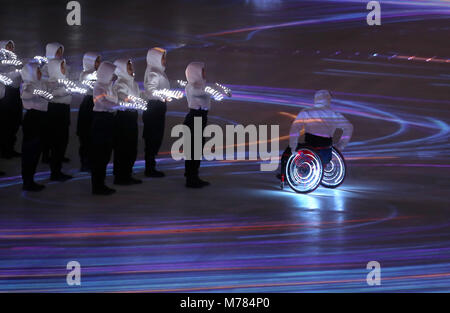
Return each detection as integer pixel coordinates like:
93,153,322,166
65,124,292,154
280,90,353,180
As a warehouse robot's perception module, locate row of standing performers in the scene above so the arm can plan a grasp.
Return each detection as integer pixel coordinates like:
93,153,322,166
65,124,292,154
0,41,216,194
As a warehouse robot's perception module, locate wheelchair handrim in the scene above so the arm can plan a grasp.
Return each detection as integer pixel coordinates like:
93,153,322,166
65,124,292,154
285,148,323,193
321,147,346,188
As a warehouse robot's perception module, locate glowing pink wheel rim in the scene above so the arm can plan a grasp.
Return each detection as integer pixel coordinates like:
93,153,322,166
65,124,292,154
285,148,323,193
321,147,346,188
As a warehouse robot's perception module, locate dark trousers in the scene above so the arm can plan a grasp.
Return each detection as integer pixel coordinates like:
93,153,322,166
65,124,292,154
113,110,138,180
77,95,94,169
142,100,167,170
183,109,208,178
0,86,22,155
21,109,47,185
304,133,332,165
280,133,332,176
90,112,114,190
46,102,70,175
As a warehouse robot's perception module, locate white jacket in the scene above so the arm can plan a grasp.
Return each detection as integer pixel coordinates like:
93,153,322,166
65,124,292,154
46,59,72,105
0,40,22,92
20,63,48,111
143,47,170,101
289,90,353,151
185,62,210,111
79,52,100,96
41,42,64,79
93,61,118,112
113,58,140,110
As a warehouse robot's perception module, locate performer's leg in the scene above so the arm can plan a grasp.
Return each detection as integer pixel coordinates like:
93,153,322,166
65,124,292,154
21,110,45,191
143,100,166,177
77,96,94,171
91,112,115,195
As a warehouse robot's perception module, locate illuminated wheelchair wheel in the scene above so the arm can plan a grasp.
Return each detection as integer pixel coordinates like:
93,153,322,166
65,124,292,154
285,148,323,193
321,147,346,188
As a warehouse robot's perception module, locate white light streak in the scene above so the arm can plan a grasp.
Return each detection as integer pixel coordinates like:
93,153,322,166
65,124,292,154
119,95,148,111
0,48,18,60
1,59,22,67
177,80,187,87
58,79,88,94
177,80,231,101
81,72,97,90
214,82,232,97
152,89,184,102
33,89,54,100
81,80,95,90
205,86,224,101
0,73,13,86
33,56,48,65
85,71,97,81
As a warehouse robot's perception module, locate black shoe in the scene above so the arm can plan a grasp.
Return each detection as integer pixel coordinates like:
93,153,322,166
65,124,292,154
197,177,210,187
92,186,116,195
185,176,208,188
129,177,143,184
50,172,73,182
23,182,46,192
0,171,6,176
186,179,204,188
63,157,70,163
114,177,143,185
145,169,165,178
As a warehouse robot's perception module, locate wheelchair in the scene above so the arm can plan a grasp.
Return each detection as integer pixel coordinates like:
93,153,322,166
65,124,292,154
281,146,346,193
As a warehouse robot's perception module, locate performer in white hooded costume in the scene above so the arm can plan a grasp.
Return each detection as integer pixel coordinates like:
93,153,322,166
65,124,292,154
20,63,49,191
45,59,73,181
183,62,211,188
0,40,23,159
77,52,101,172
40,42,66,164
112,58,142,185
90,61,119,195
280,90,353,178
40,42,64,79
142,47,170,177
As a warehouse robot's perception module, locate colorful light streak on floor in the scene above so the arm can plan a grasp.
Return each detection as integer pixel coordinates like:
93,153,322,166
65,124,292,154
0,80,448,292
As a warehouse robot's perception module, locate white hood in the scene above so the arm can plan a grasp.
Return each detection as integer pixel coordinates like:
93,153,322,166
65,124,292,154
113,58,140,105
185,62,205,88
79,52,100,95
314,90,331,108
21,63,40,83
47,59,72,104
83,52,100,72
114,58,134,80
143,48,170,100
146,47,166,72
47,59,66,81
46,42,64,59
93,61,118,112
97,61,116,84
0,40,14,51
184,62,210,110
20,62,48,111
